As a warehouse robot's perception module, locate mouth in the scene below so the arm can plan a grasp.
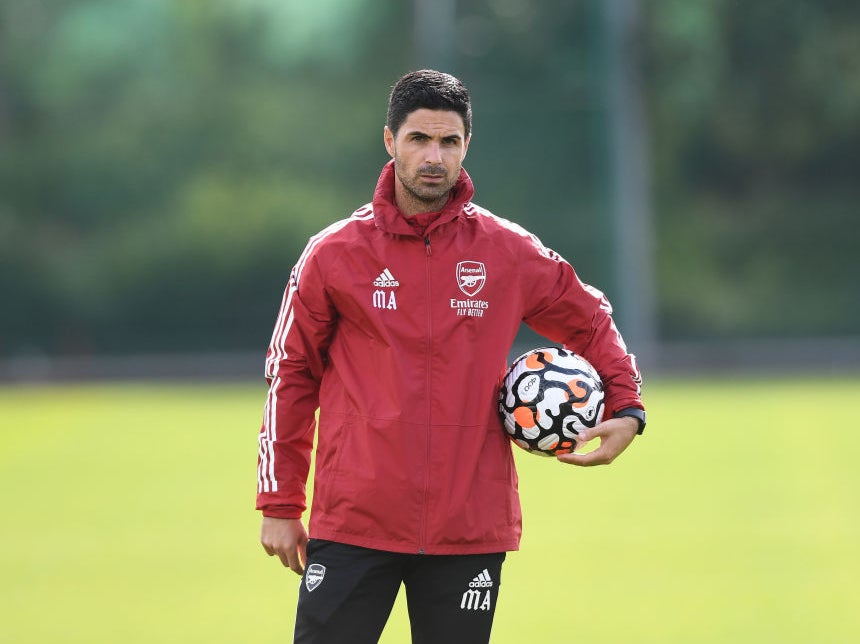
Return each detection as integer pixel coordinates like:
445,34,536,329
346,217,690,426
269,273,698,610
418,164,446,180
419,172,446,183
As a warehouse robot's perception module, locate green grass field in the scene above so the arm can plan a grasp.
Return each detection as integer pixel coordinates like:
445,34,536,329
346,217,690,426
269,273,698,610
1,376,858,643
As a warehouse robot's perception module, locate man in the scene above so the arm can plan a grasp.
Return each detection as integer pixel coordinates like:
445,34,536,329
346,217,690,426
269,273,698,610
257,70,646,644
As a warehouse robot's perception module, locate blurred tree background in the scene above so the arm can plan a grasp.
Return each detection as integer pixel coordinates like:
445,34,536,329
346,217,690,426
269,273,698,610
1,0,858,364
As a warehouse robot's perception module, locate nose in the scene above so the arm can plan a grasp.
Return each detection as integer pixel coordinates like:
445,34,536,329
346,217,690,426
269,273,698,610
425,142,443,164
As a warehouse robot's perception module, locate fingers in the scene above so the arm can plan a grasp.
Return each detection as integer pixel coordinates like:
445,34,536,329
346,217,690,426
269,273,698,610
279,550,304,575
283,535,307,575
260,517,308,575
299,539,308,571
557,445,613,466
289,550,305,575
262,541,305,574
557,417,638,467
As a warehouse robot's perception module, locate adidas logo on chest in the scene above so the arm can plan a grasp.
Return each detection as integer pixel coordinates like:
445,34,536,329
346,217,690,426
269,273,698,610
373,268,399,288
372,268,398,310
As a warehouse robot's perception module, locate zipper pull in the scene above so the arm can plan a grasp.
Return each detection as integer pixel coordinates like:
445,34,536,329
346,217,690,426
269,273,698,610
424,236,432,256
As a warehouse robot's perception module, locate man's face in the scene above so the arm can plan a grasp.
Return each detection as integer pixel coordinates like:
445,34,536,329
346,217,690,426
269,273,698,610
384,109,470,210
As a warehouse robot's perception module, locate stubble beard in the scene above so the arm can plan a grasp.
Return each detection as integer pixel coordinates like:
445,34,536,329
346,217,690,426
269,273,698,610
394,156,460,213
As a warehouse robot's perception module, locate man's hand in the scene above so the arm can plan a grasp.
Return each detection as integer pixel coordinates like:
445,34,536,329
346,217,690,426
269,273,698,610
260,517,308,575
557,416,639,466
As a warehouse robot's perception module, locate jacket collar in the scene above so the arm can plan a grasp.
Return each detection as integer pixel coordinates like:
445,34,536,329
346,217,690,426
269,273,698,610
371,160,475,237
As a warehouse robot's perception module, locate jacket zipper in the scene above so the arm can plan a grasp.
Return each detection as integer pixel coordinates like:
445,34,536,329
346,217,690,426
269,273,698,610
419,235,432,554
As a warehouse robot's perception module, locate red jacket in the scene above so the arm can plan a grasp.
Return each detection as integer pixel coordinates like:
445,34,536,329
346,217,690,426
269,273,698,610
257,161,644,555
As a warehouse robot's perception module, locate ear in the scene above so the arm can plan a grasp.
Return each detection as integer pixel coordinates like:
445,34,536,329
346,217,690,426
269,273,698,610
462,133,471,160
383,126,395,158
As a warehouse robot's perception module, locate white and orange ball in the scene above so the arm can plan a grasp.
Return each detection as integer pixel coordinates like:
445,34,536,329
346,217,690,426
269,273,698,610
498,347,604,456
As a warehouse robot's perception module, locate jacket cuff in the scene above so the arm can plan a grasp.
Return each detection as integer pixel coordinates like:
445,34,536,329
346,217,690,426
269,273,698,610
613,407,647,434
259,505,304,520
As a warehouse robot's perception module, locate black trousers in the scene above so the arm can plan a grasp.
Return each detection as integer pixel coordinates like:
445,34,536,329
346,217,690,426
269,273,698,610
294,539,506,644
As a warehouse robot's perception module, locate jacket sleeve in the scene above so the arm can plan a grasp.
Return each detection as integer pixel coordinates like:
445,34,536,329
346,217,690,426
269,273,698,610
518,234,644,417
256,246,336,519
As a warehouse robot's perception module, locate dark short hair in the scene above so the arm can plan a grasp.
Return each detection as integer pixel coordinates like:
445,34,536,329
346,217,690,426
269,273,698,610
386,70,472,138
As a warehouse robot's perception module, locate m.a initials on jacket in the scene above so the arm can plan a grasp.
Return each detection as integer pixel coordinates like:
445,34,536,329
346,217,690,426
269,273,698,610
257,160,644,555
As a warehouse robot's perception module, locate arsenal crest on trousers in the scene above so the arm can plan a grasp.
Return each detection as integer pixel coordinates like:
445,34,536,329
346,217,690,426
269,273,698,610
305,563,326,592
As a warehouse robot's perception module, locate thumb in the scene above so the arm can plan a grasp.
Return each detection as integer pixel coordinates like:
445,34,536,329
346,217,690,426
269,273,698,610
299,539,308,570
557,446,605,466
557,428,603,466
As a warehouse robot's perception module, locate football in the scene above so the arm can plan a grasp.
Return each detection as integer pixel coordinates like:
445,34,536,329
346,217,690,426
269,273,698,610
498,347,605,456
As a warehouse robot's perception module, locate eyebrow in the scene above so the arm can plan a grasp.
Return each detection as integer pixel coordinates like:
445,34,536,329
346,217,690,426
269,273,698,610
406,130,463,141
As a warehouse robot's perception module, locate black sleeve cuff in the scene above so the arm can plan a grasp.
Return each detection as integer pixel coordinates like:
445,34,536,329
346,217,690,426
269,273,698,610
613,407,647,434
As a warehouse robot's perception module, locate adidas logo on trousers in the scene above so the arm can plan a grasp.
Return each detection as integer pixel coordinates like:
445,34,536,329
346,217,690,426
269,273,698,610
461,569,493,611
469,569,493,588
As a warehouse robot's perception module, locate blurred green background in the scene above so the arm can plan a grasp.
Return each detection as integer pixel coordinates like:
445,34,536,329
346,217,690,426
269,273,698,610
2,1,860,643
2,0,858,367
